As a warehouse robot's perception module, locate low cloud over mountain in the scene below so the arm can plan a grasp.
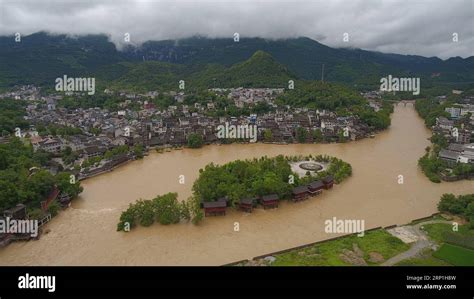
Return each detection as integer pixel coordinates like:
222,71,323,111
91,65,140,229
0,0,473,58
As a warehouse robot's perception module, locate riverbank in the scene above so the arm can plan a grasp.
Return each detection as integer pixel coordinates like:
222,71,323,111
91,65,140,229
82,129,380,182
414,98,474,183
236,214,474,266
0,104,473,266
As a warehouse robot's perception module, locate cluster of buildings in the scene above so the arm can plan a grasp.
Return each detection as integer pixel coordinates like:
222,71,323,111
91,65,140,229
439,143,474,167
24,96,374,151
4,86,382,178
0,85,40,101
212,87,284,108
444,104,474,121
434,99,474,167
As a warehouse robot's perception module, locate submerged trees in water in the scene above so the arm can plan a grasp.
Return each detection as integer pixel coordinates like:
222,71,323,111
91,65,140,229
117,193,203,231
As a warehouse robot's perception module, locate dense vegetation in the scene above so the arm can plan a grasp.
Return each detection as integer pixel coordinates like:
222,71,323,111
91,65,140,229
415,94,472,128
415,98,452,127
96,50,294,92
192,154,352,206
438,193,474,228
57,93,129,111
268,229,408,266
276,81,365,110
417,134,450,183
418,152,445,183
276,81,393,130
0,99,29,135
2,34,474,90
117,193,203,231
0,138,83,216
187,133,204,148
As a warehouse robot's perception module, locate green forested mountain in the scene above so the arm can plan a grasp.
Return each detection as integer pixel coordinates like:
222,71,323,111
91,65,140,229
1,32,473,91
0,34,122,89
95,50,295,91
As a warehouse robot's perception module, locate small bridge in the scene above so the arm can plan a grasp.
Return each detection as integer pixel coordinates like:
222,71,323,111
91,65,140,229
385,100,416,107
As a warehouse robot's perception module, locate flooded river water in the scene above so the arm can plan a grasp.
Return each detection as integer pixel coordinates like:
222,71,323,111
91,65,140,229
1,104,473,265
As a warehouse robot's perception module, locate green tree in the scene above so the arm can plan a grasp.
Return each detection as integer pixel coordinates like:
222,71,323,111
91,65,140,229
187,133,203,148
133,144,144,159
313,129,323,143
55,172,83,198
153,193,181,225
263,129,273,142
47,200,61,217
117,205,136,231
296,127,308,143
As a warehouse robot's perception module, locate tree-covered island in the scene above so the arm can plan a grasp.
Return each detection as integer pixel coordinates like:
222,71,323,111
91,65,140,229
117,154,352,231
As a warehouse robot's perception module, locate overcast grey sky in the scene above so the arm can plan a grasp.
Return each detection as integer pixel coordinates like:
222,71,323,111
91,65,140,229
1,0,473,58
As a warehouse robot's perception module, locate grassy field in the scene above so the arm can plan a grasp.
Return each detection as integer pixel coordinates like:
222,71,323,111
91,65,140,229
271,229,409,266
395,249,450,266
433,244,474,266
393,223,474,266
422,223,474,243
409,214,446,225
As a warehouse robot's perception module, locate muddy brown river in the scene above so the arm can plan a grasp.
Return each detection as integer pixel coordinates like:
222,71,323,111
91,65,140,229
1,104,473,265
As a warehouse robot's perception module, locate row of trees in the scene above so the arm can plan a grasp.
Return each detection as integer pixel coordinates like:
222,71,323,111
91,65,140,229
117,193,203,231
415,98,451,127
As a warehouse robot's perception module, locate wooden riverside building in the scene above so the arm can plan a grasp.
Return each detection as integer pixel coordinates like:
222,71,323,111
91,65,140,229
203,201,227,216
291,185,310,202
1,204,30,247
322,175,334,189
239,197,256,213
201,176,335,215
3,204,27,220
308,180,324,195
260,194,279,209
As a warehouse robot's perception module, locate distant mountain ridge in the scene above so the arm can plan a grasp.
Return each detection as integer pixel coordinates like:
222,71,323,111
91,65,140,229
0,32,473,91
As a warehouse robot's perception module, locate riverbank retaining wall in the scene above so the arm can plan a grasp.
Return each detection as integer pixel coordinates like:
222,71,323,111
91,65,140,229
223,213,442,266
440,173,474,182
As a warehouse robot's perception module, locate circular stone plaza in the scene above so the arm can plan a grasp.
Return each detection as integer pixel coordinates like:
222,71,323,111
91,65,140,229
289,161,327,177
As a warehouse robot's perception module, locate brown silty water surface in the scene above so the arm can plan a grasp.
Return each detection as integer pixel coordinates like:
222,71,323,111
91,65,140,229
1,104,473,265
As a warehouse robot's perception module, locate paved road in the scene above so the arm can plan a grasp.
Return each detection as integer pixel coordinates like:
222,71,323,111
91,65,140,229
382,220,451,266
